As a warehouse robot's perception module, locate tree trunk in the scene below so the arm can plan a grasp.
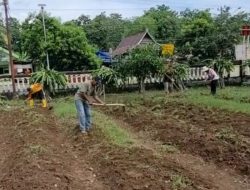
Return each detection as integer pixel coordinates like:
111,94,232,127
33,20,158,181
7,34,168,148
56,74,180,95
219,73,225,89
220,78,225,89
138,77,145,93
240,60,243,85
44,89,52,102
176,79,183,91
103,84,106,103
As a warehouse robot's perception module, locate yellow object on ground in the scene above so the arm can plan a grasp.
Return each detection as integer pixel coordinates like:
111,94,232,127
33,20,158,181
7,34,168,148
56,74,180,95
29,99,34,108
42,99,47,108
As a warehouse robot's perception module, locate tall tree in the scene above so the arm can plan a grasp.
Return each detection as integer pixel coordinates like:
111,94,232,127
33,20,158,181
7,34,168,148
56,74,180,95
9,17,22,52
74,12,127,50
125,45,163,93
124,15,157,37
21,13,101,71
144,5,180,41
213,7,250,59
0,14,7,48
177,9,216,64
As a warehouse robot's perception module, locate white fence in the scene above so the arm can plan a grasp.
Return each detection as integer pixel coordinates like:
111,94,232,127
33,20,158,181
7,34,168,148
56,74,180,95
0,66,250,94
188,65,250,80
0,73,92,94
120,65,250,85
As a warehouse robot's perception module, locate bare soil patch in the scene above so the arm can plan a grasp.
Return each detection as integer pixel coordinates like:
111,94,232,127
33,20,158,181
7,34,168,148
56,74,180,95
0,108,104,190
1,103,249,190
101,100,250,188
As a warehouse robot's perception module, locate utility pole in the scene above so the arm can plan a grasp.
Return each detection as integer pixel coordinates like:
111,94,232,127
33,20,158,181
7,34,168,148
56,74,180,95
3,0,16,94
240,25,250,83
38,4,50,70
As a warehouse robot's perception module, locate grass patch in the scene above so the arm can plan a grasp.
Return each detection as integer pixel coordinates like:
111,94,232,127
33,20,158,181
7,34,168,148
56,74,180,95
215,128,239,144
53,97,133,147
26,111,44,121
93,111,134,147
183,88,250,114
26,144,46,156
104,91,165,106
53,98,76,118
0,95,7,106
170,174,191,190
161,144,179,153
104,87,250,114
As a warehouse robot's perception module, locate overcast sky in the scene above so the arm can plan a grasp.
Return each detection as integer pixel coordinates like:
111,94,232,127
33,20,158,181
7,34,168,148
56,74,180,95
4,0,250,22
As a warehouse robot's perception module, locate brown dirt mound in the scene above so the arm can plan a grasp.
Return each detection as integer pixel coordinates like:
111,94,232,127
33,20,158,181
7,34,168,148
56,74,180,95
66,126,213,190
0,107,211,190
102,101,250,177
0,108,105,190
1,105,248,190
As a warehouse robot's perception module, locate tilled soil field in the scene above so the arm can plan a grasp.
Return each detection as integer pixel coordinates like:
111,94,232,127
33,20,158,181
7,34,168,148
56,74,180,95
102,100,250,189
0,101,249,190
0,107,214,190
0,108,105,190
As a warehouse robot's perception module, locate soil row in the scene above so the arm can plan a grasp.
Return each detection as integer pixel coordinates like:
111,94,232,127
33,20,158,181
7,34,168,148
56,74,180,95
102,100,250,176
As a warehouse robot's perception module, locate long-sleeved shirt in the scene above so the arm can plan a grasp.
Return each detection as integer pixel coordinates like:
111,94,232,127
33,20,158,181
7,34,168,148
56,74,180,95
206,68,219,81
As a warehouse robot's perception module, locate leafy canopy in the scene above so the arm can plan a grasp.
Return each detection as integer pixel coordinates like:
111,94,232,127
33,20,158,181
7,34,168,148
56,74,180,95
127,45,163,79
30,68,67,95
21,13,101,71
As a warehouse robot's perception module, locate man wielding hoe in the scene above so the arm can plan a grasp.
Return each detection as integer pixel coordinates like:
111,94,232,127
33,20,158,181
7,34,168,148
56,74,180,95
202,66,219,95
26,83,48,108
74,78,104,134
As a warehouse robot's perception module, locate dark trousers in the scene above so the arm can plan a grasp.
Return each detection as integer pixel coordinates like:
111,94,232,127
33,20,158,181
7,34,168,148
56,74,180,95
210,80,218,95
31,90,45,100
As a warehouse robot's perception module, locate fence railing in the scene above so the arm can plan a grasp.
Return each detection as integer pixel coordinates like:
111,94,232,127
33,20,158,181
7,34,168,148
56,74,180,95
188,65,250,80
0,66,250,94
0,73,92,94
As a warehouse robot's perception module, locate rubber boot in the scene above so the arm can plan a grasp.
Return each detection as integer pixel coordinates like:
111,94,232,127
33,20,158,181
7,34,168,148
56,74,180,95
42,99,47,108
29,99,34,108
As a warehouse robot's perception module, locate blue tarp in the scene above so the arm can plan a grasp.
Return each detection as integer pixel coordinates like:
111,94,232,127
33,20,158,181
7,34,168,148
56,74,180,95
96,51,112,63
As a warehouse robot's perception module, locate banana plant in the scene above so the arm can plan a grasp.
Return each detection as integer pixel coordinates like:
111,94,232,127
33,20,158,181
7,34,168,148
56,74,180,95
30,68,67,96
92,66,119,86
92,66,119,97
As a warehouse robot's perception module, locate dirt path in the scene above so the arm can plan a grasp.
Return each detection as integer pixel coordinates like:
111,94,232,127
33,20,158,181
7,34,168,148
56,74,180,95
0,108,105,190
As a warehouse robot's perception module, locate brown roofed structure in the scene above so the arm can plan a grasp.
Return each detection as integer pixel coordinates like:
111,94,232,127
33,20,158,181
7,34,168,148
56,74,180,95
112,30,157,57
